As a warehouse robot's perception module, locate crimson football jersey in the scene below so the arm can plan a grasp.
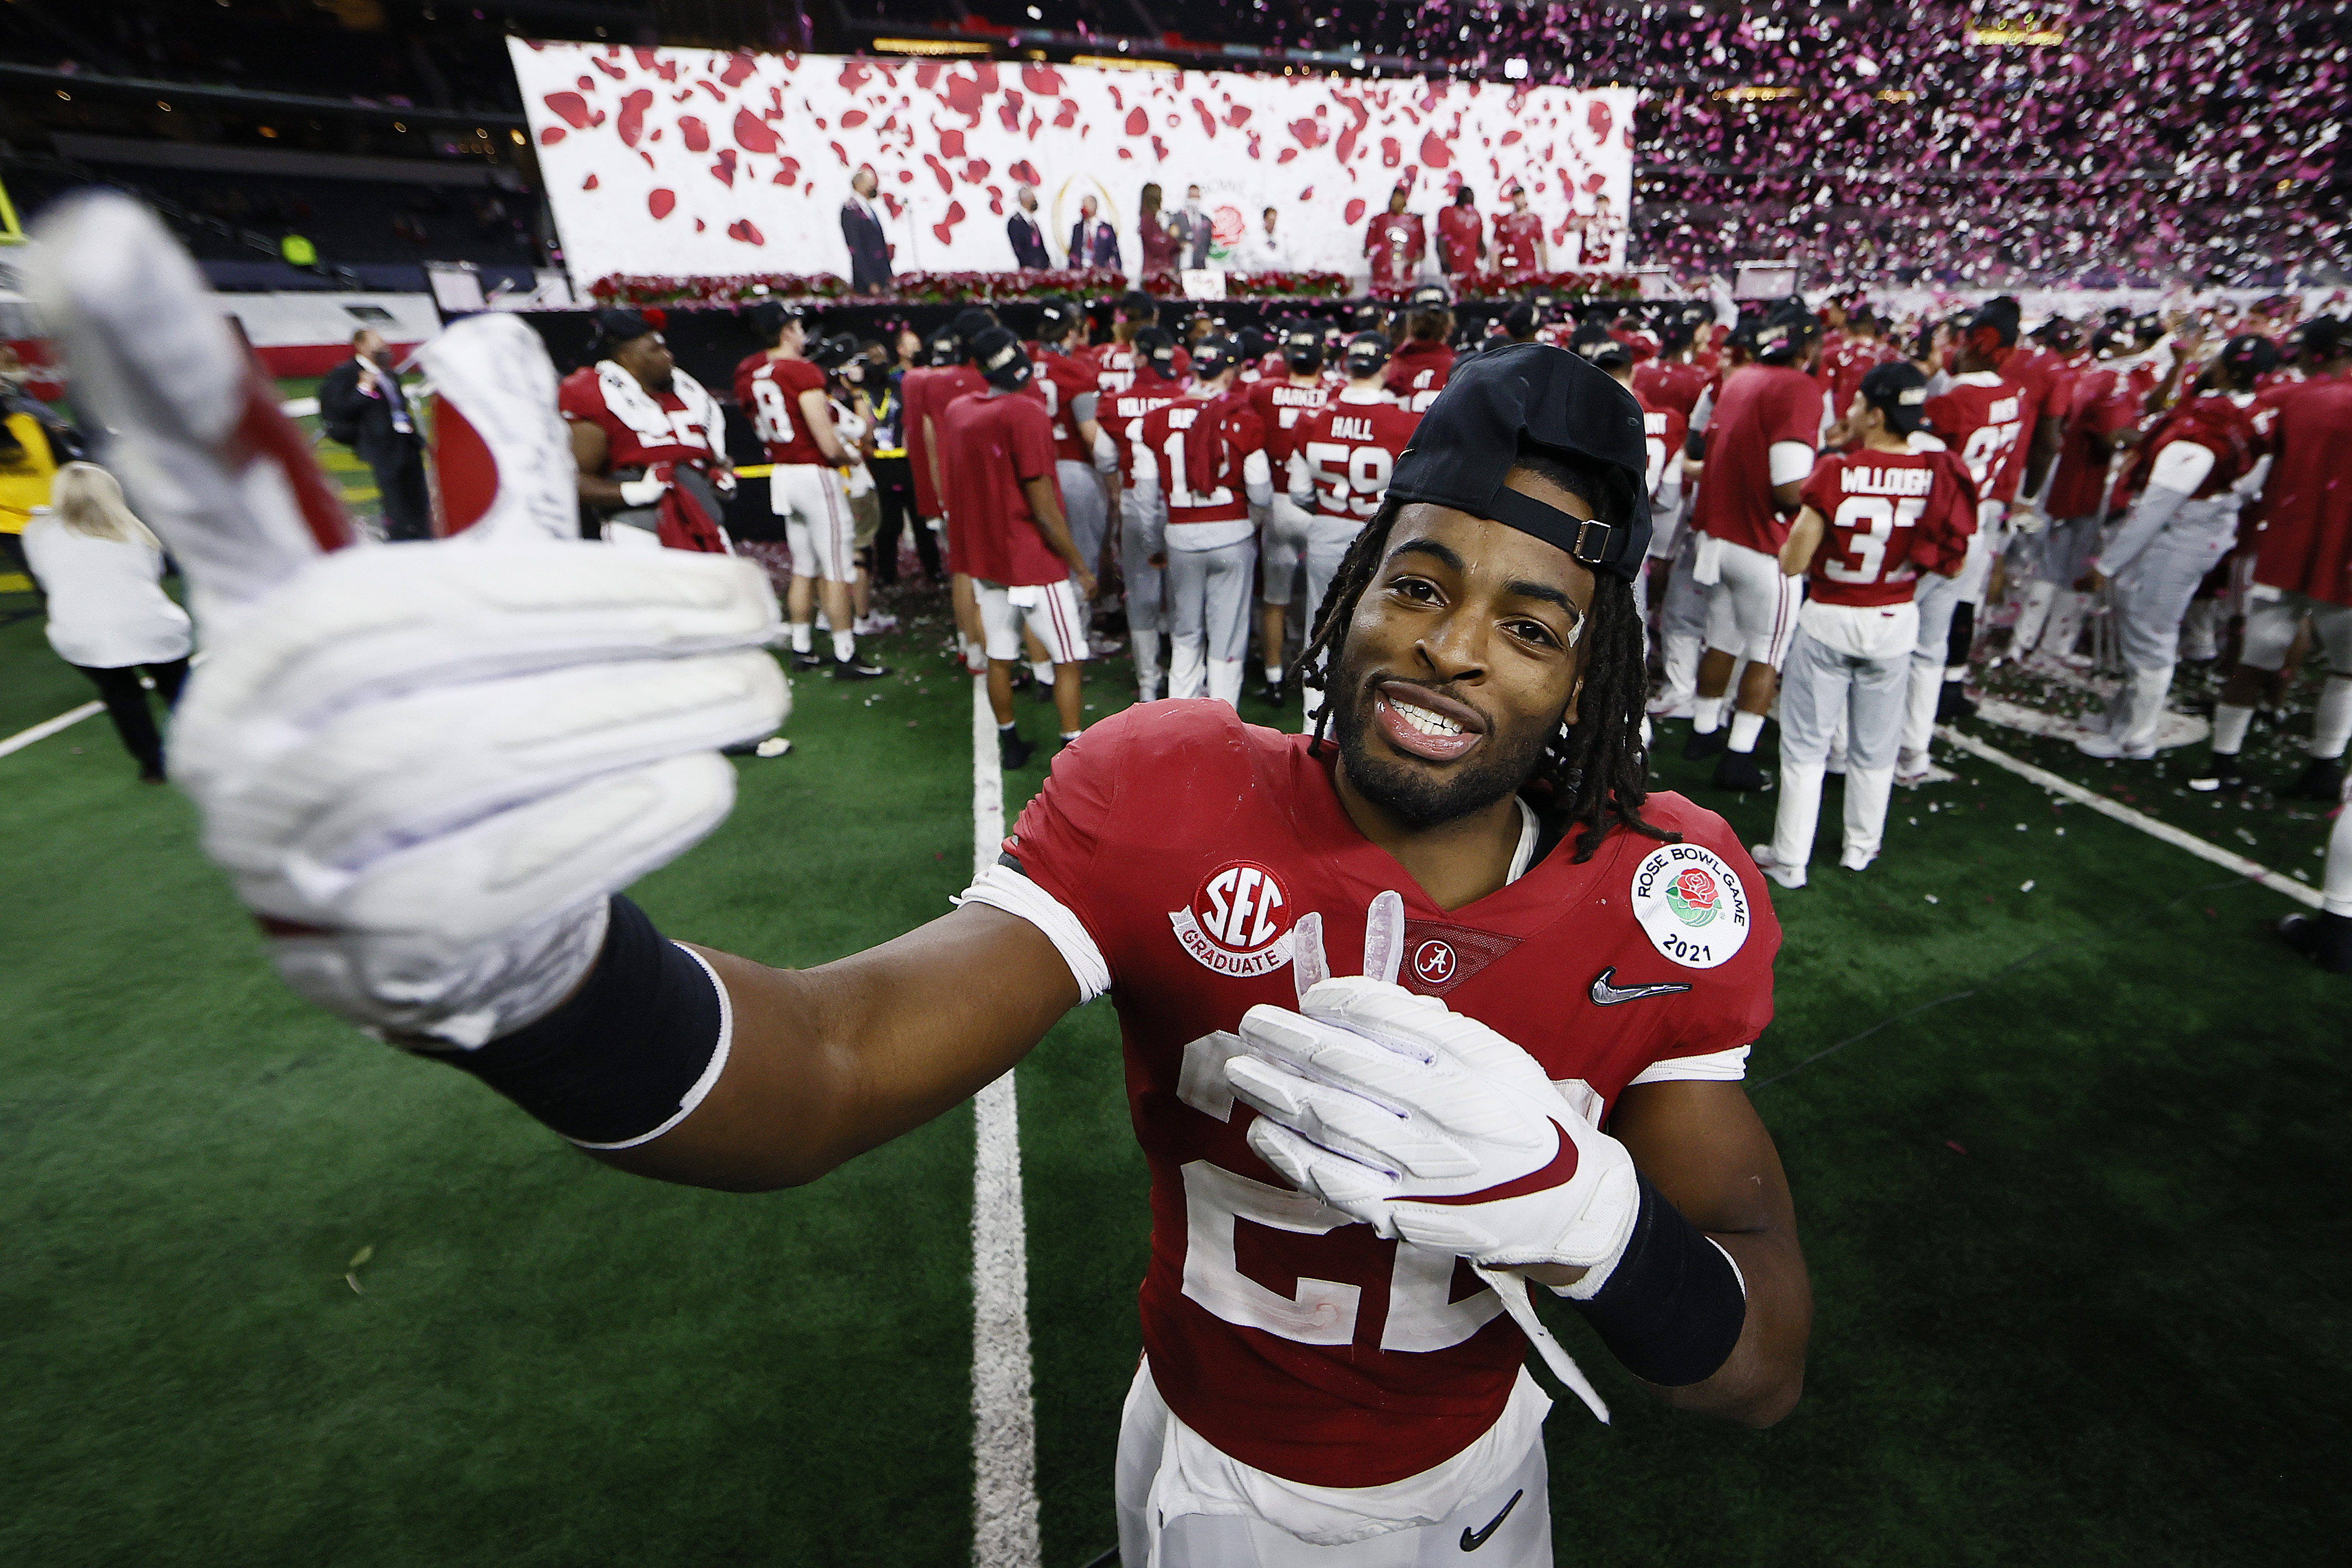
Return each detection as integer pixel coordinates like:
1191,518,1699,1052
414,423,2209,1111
1691,364,1827,554
1636,392,1690,506
1435,204,1484,275
1006,700,1780,1485
937,389,1066,588
1104,372,1180,490
734,352,831,467
1291,394,1422,522
2043,366,2134,520
1097,340,1190,397
1633,358,1708,421
1384,340,1456,414
1919,372,2038,503
1492,210,1543,272
1036,348,1101,466
1363,211,1427,288
558,362,724,474
2248,377,2352,605
905,363,986,519
1798,448,1979,607
2118,391,2262,503
1248,376,1336,470
1132,395,1269,527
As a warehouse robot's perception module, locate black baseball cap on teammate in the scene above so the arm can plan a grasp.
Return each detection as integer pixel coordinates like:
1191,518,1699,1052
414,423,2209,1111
926,326,961,366
970,325,1034,390
1116,289,1159,323
1282,320,1325,372
1035,295,1081,339
1964,295,2022,350
1570,322,1632,369
1407,283,1452,309
1754,302,1817,365
2219,333,2281,382
743,299,801,344
1342,330,1390,376
1385,342,1651,581
592,307,660,349
1237,326,1271,363
1501,302,1541,342
1136,325,1180,377
1857,361,1930,435
2296,315,2349,363
1190,334,1242,379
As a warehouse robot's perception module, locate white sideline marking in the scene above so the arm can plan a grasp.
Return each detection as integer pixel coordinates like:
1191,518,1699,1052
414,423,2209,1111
1936,725,2322,910
0,701,104,760
969,674,1042,1568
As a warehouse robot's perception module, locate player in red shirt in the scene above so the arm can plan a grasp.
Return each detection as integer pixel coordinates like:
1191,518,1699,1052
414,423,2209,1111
1816,308,1893,427
1901,302,2045,773
1129,336,1274,706
1363,186,1427,290
914,311,997,672
2011,340,2134,665
1106,328,1184,700
1491,183,1546,275
1251,322,1338,699
1633,311,1711,421
137,260,1812,1561
1435,186,1485,278
1384,291,1456,413
2192,324,2352,808
937,328,1099,769
558,308,733,554
2076,340,2268,761
1684,304,1829,791
1285,332,1421,727
1028,297,1116,643
1753,364,1976,889
733,303,887,680
1577,328,1692,651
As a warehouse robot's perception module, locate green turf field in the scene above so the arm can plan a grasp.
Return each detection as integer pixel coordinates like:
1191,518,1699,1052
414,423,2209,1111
5,539,2349,1563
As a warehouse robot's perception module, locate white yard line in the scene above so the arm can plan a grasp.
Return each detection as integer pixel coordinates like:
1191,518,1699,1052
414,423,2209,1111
0,700,104,761
969,674,1042,1568
1937,725,2322,910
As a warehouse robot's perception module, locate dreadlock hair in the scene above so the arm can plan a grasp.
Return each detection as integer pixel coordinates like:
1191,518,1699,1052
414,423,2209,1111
1285,444,1679,864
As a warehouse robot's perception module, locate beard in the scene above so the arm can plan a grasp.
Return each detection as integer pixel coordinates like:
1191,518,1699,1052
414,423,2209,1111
1327,667,1553,832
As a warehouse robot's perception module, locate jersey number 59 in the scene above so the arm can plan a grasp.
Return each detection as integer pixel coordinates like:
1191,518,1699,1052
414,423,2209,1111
1303,441,1393,519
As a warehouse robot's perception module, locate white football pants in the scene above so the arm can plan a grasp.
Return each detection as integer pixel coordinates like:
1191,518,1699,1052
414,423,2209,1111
1166,539,1257,706
1121,485,1168,692
1114,1362,1553,1568
1772,614,1913,877
772,463,858,584
1059,459,1110,588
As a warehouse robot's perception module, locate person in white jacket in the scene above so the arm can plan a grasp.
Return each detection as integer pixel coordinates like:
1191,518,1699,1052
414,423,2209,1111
20,462,193,781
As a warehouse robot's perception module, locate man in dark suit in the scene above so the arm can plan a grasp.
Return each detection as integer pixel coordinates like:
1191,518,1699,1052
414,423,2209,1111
1068,194,1121,270
1007,185,1052,270
318,329,430,541
841,167,893,294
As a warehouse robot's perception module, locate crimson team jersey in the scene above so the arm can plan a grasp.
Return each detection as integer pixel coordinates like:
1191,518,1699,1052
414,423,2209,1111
1384,340,1456,413
1005,701,1780,1485
1633,358,1708,421
1133,395,1269,526
905,363,986,518
1798,448,1979,607
1291,394,1422,521
1919,373,2038,503
1247,377,1336,470
1037,348,1102,466
1492,210,1543,272
937,390,1066,588
1098,341,1190,397
1636,392,1689,505
1104,372,1180,488
1363,211,1427,287
557,362,724,473
1692,363,1827,554
2119,391,2263,503
1435,204,1484,274
2249,377,2352,606
733,352,831,467
1817,336,1891,421
2043,366,2134,519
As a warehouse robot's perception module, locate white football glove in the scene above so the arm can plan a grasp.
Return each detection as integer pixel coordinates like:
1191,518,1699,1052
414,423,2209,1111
31,193,788,1049
1228,977,1640,1278
618,474,670,507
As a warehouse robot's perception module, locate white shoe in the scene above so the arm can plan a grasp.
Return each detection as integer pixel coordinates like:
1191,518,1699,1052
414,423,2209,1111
1748,843,1807,890
853,612,898,636
1647,692,1694,719
1136,679,1163,704
2075,732,2155,761
1089,634,1126,657
1838,847,1875,872
753,735,793,758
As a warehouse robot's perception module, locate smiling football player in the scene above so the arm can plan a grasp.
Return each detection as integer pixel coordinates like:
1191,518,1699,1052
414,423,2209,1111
43,192,1809,1568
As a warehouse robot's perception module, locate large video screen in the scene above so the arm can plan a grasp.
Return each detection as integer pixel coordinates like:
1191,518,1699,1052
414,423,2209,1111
510,39,1634,287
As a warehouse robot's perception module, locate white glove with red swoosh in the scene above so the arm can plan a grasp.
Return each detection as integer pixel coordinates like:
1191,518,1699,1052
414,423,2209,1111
1226,975,1642,1279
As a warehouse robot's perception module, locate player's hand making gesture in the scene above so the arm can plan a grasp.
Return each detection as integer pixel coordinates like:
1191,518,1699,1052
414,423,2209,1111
32,193,789,1049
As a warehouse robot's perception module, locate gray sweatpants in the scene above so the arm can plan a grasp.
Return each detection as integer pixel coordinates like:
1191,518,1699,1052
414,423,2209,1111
2113,498,2237,671
1165,539,1258,703
1058,459,1109,582
1774,607,1914,874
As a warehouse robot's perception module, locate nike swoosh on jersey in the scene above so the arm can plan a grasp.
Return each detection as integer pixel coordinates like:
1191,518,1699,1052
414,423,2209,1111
1459,1488,1523,1551
1589,966,1694,1006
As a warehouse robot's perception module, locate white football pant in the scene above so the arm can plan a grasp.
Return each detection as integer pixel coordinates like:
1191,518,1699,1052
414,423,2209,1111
1697,534,1802,669
772,463,858,584
1165,538,1257,706
1771,605,1915,878
975,577,1087,666
1120,485,1167,696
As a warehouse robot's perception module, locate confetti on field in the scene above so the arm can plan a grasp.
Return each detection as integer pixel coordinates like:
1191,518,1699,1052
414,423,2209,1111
2020,880,2035,892
1924,894,1940,904
1945,1141,1968,1155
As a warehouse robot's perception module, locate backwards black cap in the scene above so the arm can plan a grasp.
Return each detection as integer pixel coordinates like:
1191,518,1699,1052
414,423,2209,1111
744,299,800,345
592,307,658,348
1342,330,1390,375
1036,295,1081,336
1385,343,1651,581
1754,303,1816,365
1116,290,1158,322
1136,325,1179,374
1572,324,1632,369
1857,361,1929,434
2299,315,2348,363
971,325,1034,390
2219,333,2281,382
1503,302,1541,341
951,306,999,344
1283,321,1325,372
1190,334,1240,379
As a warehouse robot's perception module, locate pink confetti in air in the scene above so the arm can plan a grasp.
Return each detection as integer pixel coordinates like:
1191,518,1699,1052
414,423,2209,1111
679,115,708,152
543,91,594,129
647,188,676,219
727,218,764,244
732,107,780,154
